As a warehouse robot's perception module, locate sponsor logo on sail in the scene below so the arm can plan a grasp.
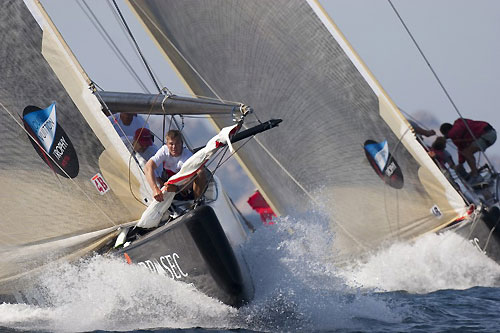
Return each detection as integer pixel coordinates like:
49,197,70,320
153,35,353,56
364,139,404,189
91,173,110,195
22,103,79,178
137,252,188,280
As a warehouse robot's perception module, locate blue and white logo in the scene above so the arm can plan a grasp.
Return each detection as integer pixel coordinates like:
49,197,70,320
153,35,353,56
364,140,389,173
23,102,57,152
22,103,79,178
364,139,404,189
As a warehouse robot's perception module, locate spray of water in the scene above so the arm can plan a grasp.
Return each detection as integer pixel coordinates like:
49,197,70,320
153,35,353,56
0,256,235,332
1,208,500,332
235,211,403,332
338,231,500,293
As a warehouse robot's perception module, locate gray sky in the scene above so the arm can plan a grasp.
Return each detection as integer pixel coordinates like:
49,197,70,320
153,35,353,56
39,0,500,208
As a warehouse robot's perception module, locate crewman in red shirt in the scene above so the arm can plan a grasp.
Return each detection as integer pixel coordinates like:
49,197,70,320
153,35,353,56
440,119,496,185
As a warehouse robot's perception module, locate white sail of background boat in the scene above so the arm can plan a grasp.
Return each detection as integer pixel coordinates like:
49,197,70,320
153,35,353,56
125,0,488,261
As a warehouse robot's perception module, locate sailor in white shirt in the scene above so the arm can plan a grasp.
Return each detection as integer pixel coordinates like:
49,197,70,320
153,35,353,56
108,113,149,138
145,129,207,202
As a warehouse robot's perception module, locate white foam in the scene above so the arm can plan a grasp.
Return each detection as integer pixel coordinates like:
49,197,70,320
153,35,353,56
0,256,235,332
3,211,499,331
338,231,500,293
237,213,403,331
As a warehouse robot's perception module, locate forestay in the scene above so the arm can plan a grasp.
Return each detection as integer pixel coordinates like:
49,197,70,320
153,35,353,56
127,0,468,260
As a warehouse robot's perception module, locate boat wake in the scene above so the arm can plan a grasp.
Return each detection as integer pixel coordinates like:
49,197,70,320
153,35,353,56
1,211,500,332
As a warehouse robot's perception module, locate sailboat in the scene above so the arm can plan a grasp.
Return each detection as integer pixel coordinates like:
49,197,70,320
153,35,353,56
122,0,500,262
0,0,284,307
1,0,499,308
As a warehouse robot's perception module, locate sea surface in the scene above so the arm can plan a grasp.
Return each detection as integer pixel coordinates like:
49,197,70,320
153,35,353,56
1,210,500,332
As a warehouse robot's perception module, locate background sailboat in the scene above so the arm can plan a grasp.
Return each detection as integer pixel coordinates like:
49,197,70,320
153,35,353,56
118,0,479,262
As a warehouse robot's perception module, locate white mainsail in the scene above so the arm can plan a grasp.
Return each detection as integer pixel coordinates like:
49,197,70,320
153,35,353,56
126,0,469,260
0,0,474,293
0,0,149,287
0,0,256,291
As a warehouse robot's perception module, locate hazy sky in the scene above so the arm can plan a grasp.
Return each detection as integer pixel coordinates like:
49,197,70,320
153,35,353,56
39,0,500,209
323,1,500,155
41,0,500,151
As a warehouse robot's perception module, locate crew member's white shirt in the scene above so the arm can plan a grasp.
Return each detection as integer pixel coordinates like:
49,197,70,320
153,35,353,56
149,145,193,178
108,113,149,138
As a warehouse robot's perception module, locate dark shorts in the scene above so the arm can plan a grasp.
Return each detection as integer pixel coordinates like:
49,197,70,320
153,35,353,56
474,129,497,150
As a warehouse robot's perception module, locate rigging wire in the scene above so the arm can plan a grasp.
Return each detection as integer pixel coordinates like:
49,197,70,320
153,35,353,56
387,0,497,174
110,0,185,146
105,0,164,90
128,153,149,207
109,1,256,145
388,3,500,235
126,4,252,110
128,4,223,100
78,0,150,93
88,0,182,146
111,0,162,94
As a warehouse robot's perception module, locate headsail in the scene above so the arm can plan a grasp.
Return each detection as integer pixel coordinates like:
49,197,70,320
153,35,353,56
127,0,469,260
0,0,148,287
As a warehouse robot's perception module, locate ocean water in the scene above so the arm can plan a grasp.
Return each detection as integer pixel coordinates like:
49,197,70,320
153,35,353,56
1,211,500,332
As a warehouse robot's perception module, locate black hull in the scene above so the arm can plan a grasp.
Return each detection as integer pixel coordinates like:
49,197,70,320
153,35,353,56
451,207,500,263
114,205,252,307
